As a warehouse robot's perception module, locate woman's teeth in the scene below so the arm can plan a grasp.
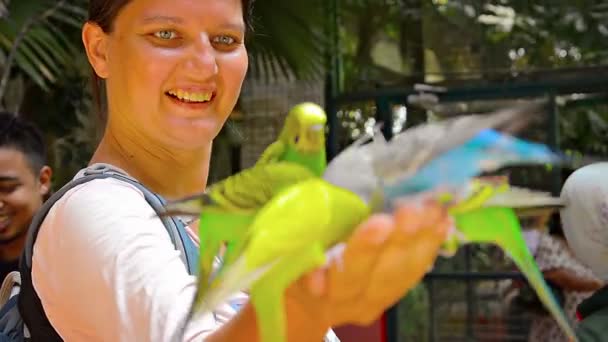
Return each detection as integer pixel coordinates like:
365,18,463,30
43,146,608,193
167,90,212,103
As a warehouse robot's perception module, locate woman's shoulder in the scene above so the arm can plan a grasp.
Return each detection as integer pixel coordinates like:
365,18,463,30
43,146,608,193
40,175,166,244
54,175,152,215
33,171,177,281
31,174,198,341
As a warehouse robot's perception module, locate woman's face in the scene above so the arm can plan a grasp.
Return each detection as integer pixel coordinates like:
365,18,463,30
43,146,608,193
86,0,248,150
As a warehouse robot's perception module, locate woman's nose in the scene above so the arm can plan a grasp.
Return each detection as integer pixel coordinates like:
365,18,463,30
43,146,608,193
185,35,219,79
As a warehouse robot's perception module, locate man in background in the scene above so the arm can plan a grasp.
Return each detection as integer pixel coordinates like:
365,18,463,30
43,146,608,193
0,112,52,282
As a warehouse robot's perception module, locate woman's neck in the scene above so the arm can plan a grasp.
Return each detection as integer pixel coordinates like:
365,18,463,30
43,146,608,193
90,126,211,200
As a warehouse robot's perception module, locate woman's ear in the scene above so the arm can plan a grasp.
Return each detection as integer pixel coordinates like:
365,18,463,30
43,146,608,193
82,21,110,79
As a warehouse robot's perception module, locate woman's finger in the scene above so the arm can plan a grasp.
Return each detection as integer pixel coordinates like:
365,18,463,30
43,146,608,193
391,201,443,243
303,267,327,297
305,201,452,327
363,210,451,309
324,214,395,302
365,216,451,307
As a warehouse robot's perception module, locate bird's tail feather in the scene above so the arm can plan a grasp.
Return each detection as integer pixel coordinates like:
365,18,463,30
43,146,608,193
196,255,277,317
157,192,213,218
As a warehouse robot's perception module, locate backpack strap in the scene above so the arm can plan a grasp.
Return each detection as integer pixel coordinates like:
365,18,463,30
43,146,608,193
18,163,199,341
22,163,198,274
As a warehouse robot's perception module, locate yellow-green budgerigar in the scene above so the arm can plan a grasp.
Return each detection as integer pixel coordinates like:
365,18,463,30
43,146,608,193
161,162,316,305
438,178,575,340
160,165,317,342
165,102,579,342
441,179,572,340
256,102,328,177
162,102,328,319
442,176,565,245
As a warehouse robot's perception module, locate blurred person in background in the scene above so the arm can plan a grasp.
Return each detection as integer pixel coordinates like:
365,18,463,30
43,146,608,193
0,112,52,283
504,209,603,342
523,212,603,342
560,162,608,341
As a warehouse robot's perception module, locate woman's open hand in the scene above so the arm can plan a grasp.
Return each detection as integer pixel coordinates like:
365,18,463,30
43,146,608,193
287,199,451,330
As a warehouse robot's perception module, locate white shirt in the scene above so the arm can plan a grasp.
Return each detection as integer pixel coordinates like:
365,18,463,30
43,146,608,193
31,177,239,341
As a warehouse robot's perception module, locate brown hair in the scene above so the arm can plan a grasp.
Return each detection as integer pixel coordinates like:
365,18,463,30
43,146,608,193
87,0,254,121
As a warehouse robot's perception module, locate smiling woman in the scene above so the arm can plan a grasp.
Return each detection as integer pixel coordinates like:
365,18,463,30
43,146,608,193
18,0,450,341
84,0,250,168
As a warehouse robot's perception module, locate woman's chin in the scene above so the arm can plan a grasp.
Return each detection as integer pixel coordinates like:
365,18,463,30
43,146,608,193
164,125,220,150
168,114,219,132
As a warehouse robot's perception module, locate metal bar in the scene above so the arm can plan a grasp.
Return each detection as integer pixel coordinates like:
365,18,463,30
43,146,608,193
325,76,339,161
424,272,526,281
562,93,608,108
333,0,343,95
547,93,561,196
375,95,397,342
334,75,608,105
376,96,394,140
385,305,399,342
428,279,436,342
324,0,340,161
465,246,475,341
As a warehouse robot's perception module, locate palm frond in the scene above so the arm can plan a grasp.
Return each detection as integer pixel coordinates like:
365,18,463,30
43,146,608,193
0,0,87,102
246,0,329,81
0,1,7,19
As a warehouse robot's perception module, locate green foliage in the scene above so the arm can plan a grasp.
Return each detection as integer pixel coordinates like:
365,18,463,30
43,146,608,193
0,0,87,97
339,0,426,89
12,41,97,187
50,97,101,188
560,103,608,157
246,0,328,81
337,0,608,89
398,283,430,341
476,2,608,69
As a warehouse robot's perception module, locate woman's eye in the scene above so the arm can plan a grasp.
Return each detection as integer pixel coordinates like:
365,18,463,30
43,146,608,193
154,30,177,40
213,35,236,45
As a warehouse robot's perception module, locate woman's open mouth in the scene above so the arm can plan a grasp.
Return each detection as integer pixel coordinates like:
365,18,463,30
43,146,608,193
165,90,215,108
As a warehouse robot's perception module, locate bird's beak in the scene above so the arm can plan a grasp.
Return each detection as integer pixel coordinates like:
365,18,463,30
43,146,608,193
300,125,325,152
309,124,324,132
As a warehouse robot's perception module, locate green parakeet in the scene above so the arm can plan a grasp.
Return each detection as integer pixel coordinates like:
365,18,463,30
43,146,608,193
163,102,328,340
162,161,316,286
440,179,574,340
256,102,328,176
166,102,579,342
162,103,328,302
195,178,371,342
444,186,572,340
161,162,317,342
